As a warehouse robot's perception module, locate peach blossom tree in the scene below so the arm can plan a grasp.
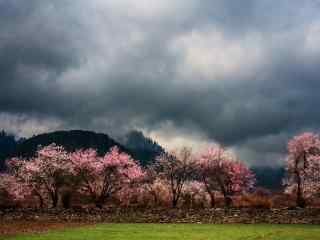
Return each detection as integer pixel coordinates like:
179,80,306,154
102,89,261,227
152,147,196,208
284,132,320,207
70,146,144,208
196,144,255,208
7,144,71,208
0,173,30,204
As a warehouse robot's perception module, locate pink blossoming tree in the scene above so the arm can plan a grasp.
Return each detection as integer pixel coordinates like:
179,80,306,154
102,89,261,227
152,147,196,208
7,158,46,208
196,144,255,208
141,167,170,206
70,146,144,208
7,144,72,208
0,173,30,203
284,132,320,207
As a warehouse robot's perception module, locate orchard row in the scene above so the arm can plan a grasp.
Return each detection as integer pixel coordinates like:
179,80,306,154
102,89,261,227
0,132,319,209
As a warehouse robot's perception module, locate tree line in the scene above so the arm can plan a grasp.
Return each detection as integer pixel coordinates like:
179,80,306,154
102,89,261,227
0,132,319,209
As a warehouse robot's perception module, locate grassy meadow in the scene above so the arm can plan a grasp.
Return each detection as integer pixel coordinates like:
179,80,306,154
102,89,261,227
4,224,320,240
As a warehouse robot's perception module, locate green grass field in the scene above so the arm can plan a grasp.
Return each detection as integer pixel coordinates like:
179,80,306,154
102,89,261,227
4,224,320,240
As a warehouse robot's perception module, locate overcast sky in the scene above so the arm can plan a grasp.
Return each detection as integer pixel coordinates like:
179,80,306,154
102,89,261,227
1,0,320,166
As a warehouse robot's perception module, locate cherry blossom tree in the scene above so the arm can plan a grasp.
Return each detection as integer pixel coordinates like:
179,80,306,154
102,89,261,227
284,132,320,207
141,166,170,206
196,144,255,208
34,144,72,208
7,144,71,208
70,146,144,208
152,147,196,208
145,178,170,206
7,158,46,208
0,173,29,203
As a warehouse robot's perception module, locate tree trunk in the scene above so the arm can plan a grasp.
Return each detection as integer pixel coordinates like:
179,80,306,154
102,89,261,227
296,172,306,208
172,199,178,208
224,195,232,208
39,196,44,209
171,188,179,208
209,192,215,208
49,189,59,208
95,202,103,209
203,180,215,208
95,195,106,209
218,180,232,208
152,193,158,206
221,188,232,208
172,198,178,208
62,192,72,209
35,193,44,209
52,193,59,208
295,152,306,208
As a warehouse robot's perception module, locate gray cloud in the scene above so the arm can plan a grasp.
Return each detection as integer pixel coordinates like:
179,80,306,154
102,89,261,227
1,0,320,166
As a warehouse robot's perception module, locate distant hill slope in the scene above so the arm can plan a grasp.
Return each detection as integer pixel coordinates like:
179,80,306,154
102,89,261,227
119,130,164,165
14,130,127,158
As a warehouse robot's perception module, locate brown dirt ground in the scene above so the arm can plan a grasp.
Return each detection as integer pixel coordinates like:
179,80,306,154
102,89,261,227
0,220,89,237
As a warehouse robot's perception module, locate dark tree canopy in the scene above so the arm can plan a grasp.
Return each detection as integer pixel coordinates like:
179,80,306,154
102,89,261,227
0,131,18,170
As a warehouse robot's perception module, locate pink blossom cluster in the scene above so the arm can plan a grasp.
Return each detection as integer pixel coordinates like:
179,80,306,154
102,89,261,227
70,146,144,208
196,144,255,207
2,144,144,208
0,173,29,201
1,143,256,209
284,132,320,206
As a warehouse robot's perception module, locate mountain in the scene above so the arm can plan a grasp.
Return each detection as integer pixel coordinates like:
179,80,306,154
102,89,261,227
119,130,164,165
13,130,129,158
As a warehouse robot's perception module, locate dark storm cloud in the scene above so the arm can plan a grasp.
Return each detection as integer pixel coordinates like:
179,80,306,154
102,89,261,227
197,0,318,33
1,0,320,165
